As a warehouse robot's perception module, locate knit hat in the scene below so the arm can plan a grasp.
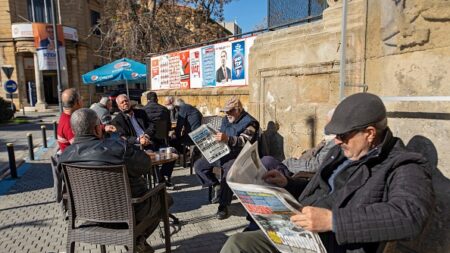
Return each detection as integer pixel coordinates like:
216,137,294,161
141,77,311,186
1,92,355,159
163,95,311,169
325,93,386,135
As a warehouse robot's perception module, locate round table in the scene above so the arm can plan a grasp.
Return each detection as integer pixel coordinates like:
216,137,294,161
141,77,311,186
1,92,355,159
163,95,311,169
145,152,178,187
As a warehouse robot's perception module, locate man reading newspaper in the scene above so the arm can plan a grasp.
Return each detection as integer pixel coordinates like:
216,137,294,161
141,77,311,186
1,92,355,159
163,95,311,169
221,93,433,253
194,96,259,219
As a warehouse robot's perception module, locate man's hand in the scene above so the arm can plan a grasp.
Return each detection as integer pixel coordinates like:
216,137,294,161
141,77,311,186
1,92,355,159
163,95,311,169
139,135,151,146
215,132,229,143
262,170,288,187
104,125,116,133
290,206,332,233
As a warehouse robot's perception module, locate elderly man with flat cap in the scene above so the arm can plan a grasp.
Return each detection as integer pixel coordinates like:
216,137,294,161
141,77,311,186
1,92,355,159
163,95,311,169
221,93,433,253
194,96,259,220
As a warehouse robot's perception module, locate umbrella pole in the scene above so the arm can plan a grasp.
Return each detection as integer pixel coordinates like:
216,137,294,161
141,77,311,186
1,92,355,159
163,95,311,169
126,79,130,98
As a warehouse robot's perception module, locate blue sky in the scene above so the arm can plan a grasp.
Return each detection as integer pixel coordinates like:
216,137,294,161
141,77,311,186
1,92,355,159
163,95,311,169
223,0,268,33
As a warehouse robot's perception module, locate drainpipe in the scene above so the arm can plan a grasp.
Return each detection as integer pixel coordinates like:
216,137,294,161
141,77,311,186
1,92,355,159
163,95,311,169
339,0,348,101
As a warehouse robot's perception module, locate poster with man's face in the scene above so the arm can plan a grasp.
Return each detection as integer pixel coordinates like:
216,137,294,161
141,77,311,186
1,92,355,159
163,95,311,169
214,42,232,86
32,23,66,71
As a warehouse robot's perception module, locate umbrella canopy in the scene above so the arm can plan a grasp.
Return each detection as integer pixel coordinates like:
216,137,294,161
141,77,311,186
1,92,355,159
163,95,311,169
82,58,147,86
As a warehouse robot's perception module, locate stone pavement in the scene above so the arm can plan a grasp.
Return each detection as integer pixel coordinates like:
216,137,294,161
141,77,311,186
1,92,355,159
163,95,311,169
0,145,248,253
0,112,59,176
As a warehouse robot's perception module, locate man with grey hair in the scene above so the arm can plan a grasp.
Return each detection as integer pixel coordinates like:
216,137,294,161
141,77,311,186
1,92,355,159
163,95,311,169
172,98,203,151
221,93,433,253
59,108,165,253
164,96,178,123
57,88,83,152
90,96,113,124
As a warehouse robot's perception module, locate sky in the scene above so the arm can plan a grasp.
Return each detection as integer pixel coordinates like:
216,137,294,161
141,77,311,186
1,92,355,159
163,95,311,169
223,0,268,33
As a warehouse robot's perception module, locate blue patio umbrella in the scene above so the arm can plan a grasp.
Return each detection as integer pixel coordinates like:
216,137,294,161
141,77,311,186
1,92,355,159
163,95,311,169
82,58,147,96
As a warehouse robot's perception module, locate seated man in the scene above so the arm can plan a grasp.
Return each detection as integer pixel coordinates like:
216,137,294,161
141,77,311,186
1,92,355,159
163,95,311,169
194,96,259,220
59,108,165,253
90,96,113,124
221,93,433,253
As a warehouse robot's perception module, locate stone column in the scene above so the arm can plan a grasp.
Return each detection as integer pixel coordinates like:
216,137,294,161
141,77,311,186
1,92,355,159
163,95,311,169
16,54,28,106
33,52,47,110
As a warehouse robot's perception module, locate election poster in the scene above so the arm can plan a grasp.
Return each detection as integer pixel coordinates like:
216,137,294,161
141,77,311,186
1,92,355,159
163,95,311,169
179,50,190,89
190,48,202,88
159,55,170,89
231,40,246,85
214,42,232,86
33,23,67,71
168,52,181,89
201,45,216,87
150,58,161,90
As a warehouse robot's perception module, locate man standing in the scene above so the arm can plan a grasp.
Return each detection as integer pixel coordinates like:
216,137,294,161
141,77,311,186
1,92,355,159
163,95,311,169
143,92,175,186
90,96,113,124
221,93,433,253
59,108,164,253
163,96,178,123
216,50,231,83
194,96,259,219
57,88,83,152
112,94,154,148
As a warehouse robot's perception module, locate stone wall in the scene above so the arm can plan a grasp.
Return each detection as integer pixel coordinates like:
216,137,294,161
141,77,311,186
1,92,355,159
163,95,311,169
142,87,249,116
248,0,450,251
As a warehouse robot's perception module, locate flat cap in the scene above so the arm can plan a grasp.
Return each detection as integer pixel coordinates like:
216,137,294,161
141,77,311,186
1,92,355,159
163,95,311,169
325,93,386,135
220,96,243,112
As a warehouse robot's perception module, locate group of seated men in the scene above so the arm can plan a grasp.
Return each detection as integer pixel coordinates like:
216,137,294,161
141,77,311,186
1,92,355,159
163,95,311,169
56,88,434,253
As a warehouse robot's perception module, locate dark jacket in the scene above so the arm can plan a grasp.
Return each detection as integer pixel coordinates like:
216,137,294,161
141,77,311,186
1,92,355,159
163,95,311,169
143,101,171,131
220,111,259,160
112,109,154,146
285,129,433,253
175,103,203,141
59,135,152,221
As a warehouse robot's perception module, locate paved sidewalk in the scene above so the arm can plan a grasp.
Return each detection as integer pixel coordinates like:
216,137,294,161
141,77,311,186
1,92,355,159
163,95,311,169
0,148,248,253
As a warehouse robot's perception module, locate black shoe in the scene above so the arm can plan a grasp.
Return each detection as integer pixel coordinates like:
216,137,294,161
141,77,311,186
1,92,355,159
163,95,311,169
211,184,220,204
165,181,175,190
216,206,229,220
135,237,155,253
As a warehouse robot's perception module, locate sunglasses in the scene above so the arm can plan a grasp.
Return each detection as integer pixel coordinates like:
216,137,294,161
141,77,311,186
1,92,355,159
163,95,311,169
335,128,364,141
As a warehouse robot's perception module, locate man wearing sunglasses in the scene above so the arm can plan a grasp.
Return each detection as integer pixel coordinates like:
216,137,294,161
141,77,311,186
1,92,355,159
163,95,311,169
221,93,433,253
194,96,259,220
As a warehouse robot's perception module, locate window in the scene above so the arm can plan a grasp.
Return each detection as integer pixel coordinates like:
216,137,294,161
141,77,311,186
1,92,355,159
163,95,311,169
91,10,101,35
27,0,57,23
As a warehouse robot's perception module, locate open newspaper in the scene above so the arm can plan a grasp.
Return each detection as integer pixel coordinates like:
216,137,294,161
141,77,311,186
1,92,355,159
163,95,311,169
227,142,327,253
188,124,230,163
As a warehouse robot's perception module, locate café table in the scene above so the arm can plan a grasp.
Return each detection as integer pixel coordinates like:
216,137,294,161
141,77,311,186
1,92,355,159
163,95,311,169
146,152,178,188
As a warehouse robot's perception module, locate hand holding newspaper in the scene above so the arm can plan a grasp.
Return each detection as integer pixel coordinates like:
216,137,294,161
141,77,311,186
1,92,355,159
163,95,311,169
227,142,327,253
189,124,230,163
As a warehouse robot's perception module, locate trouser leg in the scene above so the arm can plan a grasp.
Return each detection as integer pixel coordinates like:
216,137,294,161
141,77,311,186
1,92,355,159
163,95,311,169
220,230,279,253
219,159,235,207
194,157,219,187
160,161,175,181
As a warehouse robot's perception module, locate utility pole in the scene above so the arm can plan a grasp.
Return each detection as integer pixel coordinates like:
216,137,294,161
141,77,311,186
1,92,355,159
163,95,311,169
50,0,63,113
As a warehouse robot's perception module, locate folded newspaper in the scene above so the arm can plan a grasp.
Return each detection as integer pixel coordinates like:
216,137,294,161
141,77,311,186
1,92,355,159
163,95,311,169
227,142,327,253
188,124,230,163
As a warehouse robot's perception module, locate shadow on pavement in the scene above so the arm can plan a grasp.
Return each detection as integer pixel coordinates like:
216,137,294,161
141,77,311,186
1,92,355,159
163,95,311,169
4,162,53,195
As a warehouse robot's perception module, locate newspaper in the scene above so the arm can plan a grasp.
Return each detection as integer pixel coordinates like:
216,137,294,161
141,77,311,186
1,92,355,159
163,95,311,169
227,142,327,253
188,124,230,163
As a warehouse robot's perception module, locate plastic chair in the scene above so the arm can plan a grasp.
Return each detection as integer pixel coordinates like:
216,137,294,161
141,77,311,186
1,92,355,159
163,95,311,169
61,163,171,253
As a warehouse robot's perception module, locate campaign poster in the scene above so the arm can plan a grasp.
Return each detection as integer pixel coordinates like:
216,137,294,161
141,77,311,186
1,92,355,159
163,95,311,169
159,55,170,89
231,40,245,84
201,45,216,87
190,48,202,88
179,50,190,89
168,52,181,89
214,42,232,86
33,23,66,71
150,57,161,90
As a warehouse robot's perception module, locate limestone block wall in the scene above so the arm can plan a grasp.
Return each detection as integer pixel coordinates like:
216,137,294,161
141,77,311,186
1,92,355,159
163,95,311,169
142,87,249,116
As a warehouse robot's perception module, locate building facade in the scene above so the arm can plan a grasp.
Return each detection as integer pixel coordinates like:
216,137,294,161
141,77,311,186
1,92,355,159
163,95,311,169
0,0,104,111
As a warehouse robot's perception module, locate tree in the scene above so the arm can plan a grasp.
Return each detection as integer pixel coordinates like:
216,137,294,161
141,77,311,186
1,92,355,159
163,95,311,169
94,0,234,62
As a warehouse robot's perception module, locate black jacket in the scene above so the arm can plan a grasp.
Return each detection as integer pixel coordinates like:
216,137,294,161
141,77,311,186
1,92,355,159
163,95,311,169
285,129,434,253
59,135,152,221
112,109,154,146
143,101,171,132
175,103,203,140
